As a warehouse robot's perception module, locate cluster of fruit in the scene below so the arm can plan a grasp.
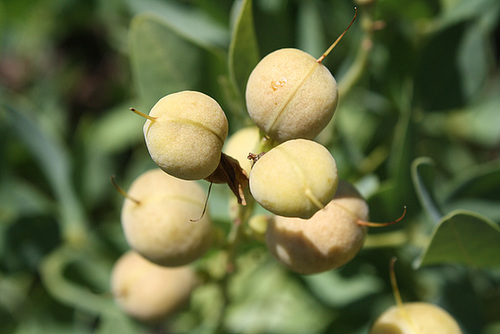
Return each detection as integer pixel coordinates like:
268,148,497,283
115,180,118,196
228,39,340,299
110,43,371,322
121,47,369,271
110,15,462,332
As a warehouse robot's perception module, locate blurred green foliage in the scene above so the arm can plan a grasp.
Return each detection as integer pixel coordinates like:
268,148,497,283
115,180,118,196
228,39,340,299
1,0,500,333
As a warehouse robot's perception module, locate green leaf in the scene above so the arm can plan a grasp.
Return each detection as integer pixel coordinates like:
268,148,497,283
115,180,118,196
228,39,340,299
1,105,88,246
439,0,500,30
411,157,443,223
303,270,383,308
457,21,491,100
333,94,381,165
129,13,204,109
443,159,500,203
96,310,141,334
228,0,260,99
87,103,144,154
0,176,52,224
126,0,229,48
415,0,498,111
385,82,418,214
225,253,329,333
379,0,435,21
448,92,500,148
414,22,467,110
15,318,90,334
296,0,325,59
443,199,500,222
417,210,500,268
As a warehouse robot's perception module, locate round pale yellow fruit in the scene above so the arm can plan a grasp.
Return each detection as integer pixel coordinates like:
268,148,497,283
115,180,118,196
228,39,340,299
121,169,212,267
245,48,338,143
371,302,462,334
111,251,197,322
265,181,368,274
223,126,260,175
144,91,228,180
249,139,338,219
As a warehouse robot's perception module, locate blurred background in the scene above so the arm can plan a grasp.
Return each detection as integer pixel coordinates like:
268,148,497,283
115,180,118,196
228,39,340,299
1,0,500,333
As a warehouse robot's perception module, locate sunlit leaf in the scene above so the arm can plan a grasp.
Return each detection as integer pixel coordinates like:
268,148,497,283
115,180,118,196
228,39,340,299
126,0,229,48
129,13,204,109
417,210,500,268
448,93,500,148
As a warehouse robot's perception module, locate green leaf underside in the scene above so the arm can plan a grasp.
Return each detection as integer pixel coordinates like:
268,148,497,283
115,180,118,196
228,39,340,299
411,157,443,223
418,210,500,268
443,158,500,203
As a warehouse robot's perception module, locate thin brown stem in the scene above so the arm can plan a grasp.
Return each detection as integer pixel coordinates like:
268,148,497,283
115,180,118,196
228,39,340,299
357,206,406,227
317,7,358,63
390,257,404,309
110,175,140,205
390,258,416,328
190,182,213,222
338,2,378,98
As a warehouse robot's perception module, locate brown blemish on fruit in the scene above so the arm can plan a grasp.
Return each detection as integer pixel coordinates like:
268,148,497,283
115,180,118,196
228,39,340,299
270,78,287,91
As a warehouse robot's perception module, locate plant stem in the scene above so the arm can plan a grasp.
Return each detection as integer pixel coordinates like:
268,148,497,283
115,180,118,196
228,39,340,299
215,194,255,332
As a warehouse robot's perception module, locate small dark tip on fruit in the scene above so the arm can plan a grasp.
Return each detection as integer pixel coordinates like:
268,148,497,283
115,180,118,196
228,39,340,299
248,152,265,163
130,107,157,122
